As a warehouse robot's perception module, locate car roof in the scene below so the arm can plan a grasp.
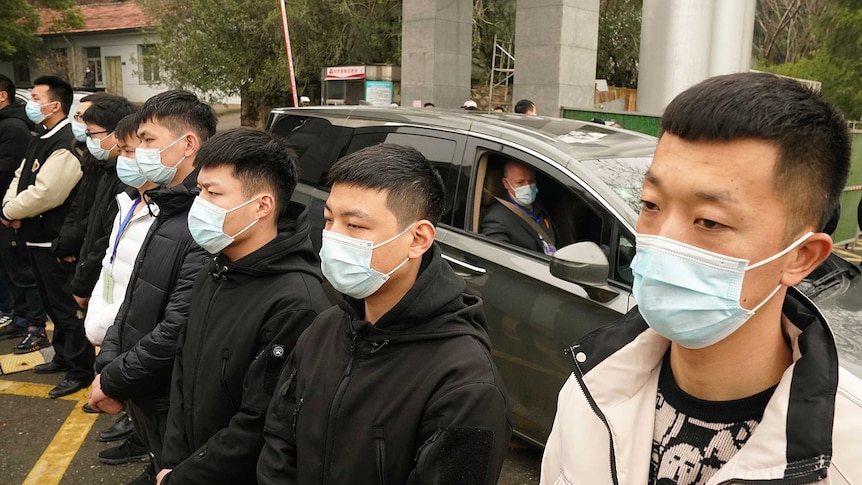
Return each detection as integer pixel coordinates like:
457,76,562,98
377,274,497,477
269,106,657,162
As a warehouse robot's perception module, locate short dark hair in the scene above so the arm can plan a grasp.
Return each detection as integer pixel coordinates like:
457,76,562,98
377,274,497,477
82,95,136,132
33,75,73,115
194,127,297,217
424,102,435,108
661,72,850,235
115,114,139,143
137,89,217,142
514,99,534,114
79,92,111,105
327,143,445,226
0,74,14,102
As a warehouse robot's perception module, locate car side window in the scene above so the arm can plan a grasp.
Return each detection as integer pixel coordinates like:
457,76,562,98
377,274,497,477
272,115,354,189
346,130,461,226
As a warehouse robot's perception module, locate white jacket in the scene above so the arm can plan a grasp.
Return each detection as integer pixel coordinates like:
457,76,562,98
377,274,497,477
84,191,157,345
541,288,862,485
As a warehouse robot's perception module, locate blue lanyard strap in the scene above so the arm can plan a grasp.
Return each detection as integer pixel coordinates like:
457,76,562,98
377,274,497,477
110,196,141,264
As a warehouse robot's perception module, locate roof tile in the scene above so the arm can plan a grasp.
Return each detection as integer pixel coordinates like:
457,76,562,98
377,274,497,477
38,1,153,35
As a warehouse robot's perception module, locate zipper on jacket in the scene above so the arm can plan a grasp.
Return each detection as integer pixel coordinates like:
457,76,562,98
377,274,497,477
187,278,225,446
565,345,620,485
292,396,304,437
413,428,443,462
374,425,387,485
221,349,238,413
321,329,360,485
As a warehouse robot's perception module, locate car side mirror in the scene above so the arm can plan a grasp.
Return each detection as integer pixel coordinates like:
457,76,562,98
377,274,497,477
550,242,618,303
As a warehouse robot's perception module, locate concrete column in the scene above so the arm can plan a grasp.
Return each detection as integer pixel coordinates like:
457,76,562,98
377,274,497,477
709,0,757,76
401,0,472,109
638,0,756,114
513,0,599,116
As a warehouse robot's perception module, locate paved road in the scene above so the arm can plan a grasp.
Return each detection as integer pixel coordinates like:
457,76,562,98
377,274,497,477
0,335,541,484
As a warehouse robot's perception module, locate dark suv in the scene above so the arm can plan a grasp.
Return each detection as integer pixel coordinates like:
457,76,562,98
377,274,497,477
266,106,862,447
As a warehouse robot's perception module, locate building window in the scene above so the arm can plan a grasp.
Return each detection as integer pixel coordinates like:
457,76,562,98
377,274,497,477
14,63,30,84
139,44,160,83
85,47,103,84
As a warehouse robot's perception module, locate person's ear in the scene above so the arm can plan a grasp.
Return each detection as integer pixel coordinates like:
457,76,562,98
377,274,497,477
183,133,200,157
407,220,436,259
256,193,275,220
779,232,833,287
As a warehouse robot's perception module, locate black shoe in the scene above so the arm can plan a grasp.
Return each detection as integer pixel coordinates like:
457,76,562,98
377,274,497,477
99,413,134,442
99,437,150,465
0,314,12,328
82,402,103,414
33,361,68,374
0,324,27,340
48,378,88,398
14,332,50,354
126,461,156,485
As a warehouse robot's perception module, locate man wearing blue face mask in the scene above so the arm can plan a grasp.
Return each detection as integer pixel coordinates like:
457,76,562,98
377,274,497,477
480,159,556,254
541,73,862,484
89,90,214,485
257,143,511,485
1,76,91,398
155,128,329,485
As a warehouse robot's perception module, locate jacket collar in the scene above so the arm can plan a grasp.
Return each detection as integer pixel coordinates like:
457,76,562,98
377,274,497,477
570,287,836,483
40,118,69,139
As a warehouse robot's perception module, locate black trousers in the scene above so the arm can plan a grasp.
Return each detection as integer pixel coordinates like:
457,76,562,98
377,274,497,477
0,228,46,327
127,402,168,470
27,246,94,382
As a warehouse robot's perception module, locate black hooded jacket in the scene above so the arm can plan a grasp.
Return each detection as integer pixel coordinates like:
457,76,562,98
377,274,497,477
98,171,208,411
0,100,33,194
68,157,133,297
52,142,98,258
257,244,512,485
160,202,330,484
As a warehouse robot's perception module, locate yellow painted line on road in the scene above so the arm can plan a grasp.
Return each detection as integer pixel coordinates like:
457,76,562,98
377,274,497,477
832,248,862,263
0,379,87,401
22,398,98,485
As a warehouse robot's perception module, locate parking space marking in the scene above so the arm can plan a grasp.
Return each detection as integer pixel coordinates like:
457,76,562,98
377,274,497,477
21,397,97,485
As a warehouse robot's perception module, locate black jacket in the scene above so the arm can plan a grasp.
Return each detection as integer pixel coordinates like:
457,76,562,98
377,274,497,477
257,244,512,485
68,158,133,296
97,171,208,411
0,100,33,194
480,196,555,253
52,144,100,258
161,202,330,484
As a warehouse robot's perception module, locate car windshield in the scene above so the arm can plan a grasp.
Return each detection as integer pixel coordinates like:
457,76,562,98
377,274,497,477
581,157,653,214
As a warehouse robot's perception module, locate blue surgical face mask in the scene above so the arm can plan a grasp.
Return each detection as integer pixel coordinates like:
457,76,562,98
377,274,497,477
116,155,147,188
510,182,538,206
630,232,813,349
26,100,56,124
187,195,261,254
86,133,115,161
319,223,415,299
71,122,87,142
136,136,187,185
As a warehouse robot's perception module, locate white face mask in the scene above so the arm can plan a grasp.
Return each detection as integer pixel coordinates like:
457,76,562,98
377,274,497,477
319,223,415,299
136,135,187,185
510,183,538,206
630,232,813,349
187,195,262,254
86,133,115,161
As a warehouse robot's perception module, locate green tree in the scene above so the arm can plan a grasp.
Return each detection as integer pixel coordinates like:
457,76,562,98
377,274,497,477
758,0,862,119
138,0,400,126
0,0,83,62
596,0,641,88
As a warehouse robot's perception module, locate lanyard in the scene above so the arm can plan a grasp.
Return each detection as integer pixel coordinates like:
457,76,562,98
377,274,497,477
110,196,141,265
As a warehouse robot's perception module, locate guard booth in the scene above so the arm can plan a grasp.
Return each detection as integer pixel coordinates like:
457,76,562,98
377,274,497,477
322,65,401,106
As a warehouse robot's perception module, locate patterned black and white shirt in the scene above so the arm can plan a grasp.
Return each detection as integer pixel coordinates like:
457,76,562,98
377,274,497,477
650,352,777,485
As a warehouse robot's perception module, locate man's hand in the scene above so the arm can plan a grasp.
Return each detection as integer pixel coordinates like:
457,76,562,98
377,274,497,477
156,469,172,485
61,255,77,263
9,220,20,229
88,374,124,414
73,295,89,309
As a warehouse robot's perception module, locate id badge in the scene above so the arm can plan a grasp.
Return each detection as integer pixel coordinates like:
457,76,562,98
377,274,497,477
102,269,114,305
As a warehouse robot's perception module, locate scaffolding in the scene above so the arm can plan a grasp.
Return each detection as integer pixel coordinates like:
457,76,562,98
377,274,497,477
488,35,515,113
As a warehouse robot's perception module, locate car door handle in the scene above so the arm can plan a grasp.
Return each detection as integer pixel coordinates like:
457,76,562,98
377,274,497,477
441,254,487,276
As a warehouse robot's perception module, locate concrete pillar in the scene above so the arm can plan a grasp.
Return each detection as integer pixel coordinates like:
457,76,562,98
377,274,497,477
638,0,756,114
513,0,599,116
401,0,472,109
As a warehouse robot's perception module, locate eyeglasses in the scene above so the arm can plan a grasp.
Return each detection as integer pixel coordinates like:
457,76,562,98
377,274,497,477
73,114,83,122
85,130,111,140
